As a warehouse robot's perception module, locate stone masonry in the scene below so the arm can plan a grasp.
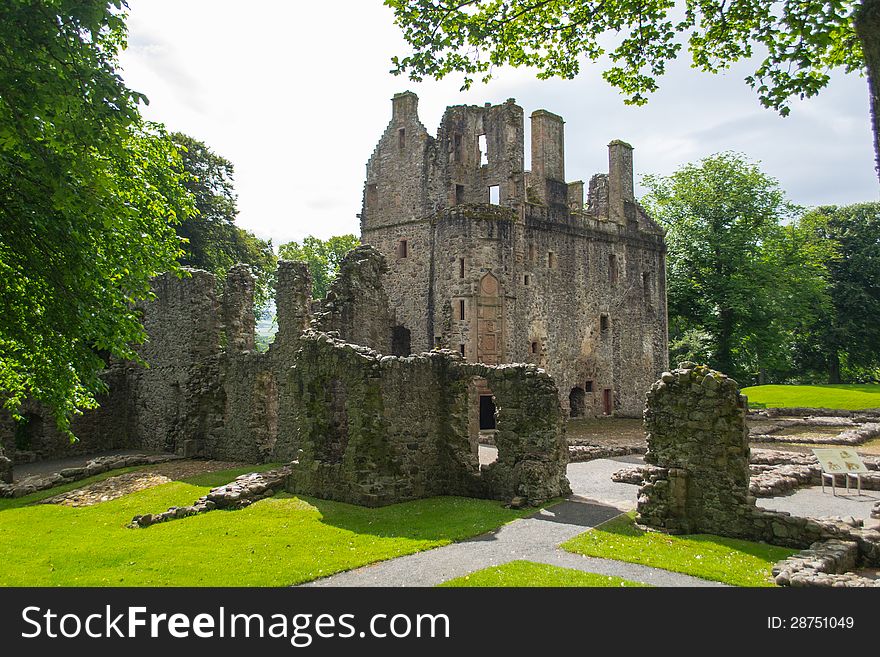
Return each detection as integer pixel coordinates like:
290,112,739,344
287,333,569,506
637,362,880,584
360,92,668,418
637,362,750,535
1,247,570,507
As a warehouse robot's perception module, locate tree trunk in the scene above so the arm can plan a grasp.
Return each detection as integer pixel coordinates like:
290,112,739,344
856,0,880,183
829,351,841,384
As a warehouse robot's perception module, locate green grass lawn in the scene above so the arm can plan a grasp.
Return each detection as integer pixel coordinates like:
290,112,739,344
440,560,648,587
741,384,880,410
0,467,533,586
561,513,796,587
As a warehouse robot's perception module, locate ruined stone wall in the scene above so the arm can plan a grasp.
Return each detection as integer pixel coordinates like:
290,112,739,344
312,245,395,355
360,221,435,353
0,248,571,508
273,260,312,357
0,445,11,484
0,364,135,464
287,333,570,506
432,101,525,209
132,270,225,454
637,363,880,568
223,264,256,352
637,363,751,534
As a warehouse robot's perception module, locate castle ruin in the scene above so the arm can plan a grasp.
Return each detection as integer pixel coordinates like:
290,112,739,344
0,92,669,506
360,92,668,418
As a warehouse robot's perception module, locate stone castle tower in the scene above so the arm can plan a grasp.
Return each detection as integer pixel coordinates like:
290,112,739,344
360,91,668,417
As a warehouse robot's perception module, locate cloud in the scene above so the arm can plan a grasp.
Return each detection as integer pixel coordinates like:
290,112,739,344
121,27,206,113
119,0,878,246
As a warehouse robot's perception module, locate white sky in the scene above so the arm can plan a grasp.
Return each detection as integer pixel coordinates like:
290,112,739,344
119,0,879,247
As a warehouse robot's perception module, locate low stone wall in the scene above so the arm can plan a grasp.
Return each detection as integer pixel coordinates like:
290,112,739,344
636,363,880,584
751,421,880,446
750,408,880,419
129,465,294,528
613,449,880,496
0,453,182,498
569,445,645,462
773,539,879,587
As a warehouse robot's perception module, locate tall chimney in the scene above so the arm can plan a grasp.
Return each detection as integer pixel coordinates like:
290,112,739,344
530,110,565,204
608,140,634,225
391,91,419,123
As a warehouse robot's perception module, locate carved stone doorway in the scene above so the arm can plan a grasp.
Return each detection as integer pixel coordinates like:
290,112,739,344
476,272,503,365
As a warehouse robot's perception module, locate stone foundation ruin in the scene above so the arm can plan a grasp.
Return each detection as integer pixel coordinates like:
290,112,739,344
0,246,570,507
637,362,880,587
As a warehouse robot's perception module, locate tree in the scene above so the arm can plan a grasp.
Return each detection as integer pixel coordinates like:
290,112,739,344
0,1,193,433
171,133,276,314
278,235,361,299
386,0,880,181
642,152,830,383
793,203,880,382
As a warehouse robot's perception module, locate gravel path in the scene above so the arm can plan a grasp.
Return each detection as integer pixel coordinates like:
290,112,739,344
305,449,880,587
302,497,723,587
305,449,721,587
758,486,880,526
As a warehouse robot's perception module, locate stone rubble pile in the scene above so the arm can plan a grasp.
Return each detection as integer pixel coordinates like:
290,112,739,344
610,464,664,485
0,453,182,498
129,464,294,528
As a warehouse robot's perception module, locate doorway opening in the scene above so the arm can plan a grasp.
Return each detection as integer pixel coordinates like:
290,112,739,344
569,387,586,418
603,388,613,416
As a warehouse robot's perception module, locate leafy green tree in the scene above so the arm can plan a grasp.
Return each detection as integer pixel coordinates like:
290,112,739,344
0,1,193,432
642,152,831,383
171,133,276,314
278,235,361,299
386,0,880,181
793,203,880,382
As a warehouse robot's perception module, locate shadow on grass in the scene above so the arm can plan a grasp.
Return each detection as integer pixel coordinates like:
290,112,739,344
299,494,543,543
595,512,796,561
